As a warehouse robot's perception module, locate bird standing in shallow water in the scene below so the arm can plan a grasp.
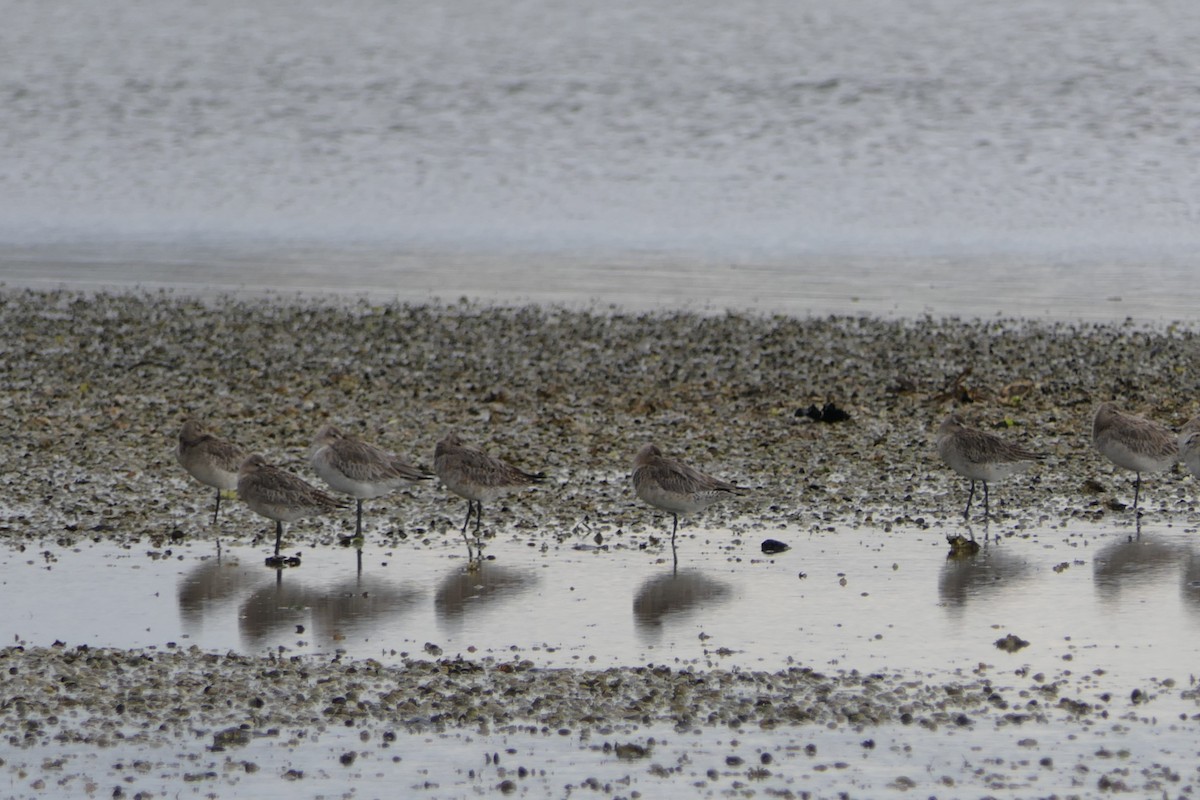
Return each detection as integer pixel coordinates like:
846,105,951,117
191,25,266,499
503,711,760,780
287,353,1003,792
177,418,245,524
1092,402,1178,512
936,413,1043,522
310,423,432,536
433,433,546,556
238,454,347,562
631,443,747,548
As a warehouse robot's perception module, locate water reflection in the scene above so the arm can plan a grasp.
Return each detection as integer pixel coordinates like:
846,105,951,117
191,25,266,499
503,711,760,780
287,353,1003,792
633,569,731,635
1180,552,1200,616
238,569,421,649
178,551,270,631
938,542,1032,611
1093,533,1193,603
434,562,536,632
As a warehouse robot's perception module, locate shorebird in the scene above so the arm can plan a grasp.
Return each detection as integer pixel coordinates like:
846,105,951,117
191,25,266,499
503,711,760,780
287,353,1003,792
310,423,432,536
1177,415,1200,481
631,443,747,546
237,454,347,560
176,418,246,524
1092,402,1178,511
936,413,1044,521
433,433,545,548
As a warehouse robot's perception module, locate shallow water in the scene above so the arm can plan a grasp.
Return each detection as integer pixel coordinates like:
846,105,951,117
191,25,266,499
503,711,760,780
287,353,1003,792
6,515,1200,705
6,517,1200,799
3,711,1195,800
4,243,1200,323
5,0,1200,329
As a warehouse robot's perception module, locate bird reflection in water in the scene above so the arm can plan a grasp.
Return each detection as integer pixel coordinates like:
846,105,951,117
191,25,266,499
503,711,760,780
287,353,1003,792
434,562,536,629
177,546,266,632
233,561,420,650
1093,528,1192,603
632,569,730,634
1179,551,1200,618
938,535,1031,612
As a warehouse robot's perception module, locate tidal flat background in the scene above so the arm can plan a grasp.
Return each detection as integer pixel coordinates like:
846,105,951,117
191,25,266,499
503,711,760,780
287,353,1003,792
3,0,1200,797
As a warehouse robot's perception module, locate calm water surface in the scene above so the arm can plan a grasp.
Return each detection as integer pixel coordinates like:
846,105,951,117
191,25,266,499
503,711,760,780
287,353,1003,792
6,517,1199,701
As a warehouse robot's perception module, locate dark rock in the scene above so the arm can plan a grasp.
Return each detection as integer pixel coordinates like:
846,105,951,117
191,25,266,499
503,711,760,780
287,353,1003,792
798,402,852,423
995,633,1030,653
761,539,790,554
614,742,649,760
946,534,980,557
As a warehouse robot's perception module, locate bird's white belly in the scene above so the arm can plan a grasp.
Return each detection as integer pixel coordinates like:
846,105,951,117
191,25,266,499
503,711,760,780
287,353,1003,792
1097,436,1175,473
635,482,714,515
313,455,394,500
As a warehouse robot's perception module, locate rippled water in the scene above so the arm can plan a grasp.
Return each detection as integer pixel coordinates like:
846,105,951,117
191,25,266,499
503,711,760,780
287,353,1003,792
3,0,1200,321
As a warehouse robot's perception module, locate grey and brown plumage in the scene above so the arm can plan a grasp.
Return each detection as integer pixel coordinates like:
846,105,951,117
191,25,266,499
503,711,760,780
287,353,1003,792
631,443,747,545
310,423,432,535
433,433,545,545
1180,415,1200,482
177,418,246,524
237,454,348,558
936,413,1044,521
1092,402,1178,511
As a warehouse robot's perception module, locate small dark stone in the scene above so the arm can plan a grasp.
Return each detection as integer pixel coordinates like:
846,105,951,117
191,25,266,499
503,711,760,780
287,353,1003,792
946,534,980,557
798,402,852,423
613,742,649,760
725,755,744,766
995,633,1030,653
761,539,790,554
212,727,251,749
339,751,356,766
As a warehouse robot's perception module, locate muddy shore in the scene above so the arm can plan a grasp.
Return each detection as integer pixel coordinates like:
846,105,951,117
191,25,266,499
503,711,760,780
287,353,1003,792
3,288,1200,797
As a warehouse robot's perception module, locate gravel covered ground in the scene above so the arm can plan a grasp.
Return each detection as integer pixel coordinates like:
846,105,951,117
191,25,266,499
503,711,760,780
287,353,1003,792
4,289,1200,796
4,288,1199,539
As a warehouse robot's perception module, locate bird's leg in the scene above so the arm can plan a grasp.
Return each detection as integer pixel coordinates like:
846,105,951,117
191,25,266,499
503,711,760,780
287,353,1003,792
1133,473,1142,513
274,521,284,557
355,499,364,537
212,488,221,525
670,515,680,572
474,501,484,532
983,481,990,520
460,502,473,534
963,480,976,519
